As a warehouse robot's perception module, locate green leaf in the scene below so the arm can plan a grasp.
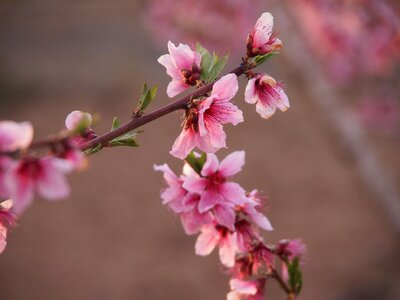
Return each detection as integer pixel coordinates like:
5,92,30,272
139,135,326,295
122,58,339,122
185,151,207,175
288,257,303,295
135,83,157,115
208,52,229,82
84,143,102,155
252,52,279,66
109,131,139,148
196,43,212,81
111,116,120,130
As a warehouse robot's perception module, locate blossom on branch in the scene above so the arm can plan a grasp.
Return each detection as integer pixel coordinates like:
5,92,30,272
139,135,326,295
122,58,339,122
246,12,282,57
170,74,243,159
245,73,289,119
0,121,33,152
158,41,202,98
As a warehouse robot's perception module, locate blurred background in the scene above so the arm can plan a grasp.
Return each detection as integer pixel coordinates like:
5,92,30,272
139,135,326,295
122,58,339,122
0,0,399,299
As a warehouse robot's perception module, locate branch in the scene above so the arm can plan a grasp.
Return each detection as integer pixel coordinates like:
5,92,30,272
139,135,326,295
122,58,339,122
79,65,245,151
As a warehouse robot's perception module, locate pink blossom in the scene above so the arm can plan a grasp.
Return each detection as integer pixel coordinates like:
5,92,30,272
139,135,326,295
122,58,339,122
170,74,243,159
158,41,202,98
182,151,247,230
245,73,289,119
154,163,211,234
276,239,307,261
227,278,265,300
239,190,273,231
0,199,15,254
0,156,12,198
4,156,73,214
65,111,92,132
195,222,238,267
247,12,282,57
0,121,33,152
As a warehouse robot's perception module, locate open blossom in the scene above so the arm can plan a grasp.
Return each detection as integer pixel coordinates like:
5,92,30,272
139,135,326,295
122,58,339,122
0,121,33,152
195,222,238,267
171,74,243,159
240,190,273,231
0,200,15,254
227,278,265,300
247,12,282,57
183,151,247,230
4,156,74,214
245,73,289,119
158,41,202,98
154,163,211,234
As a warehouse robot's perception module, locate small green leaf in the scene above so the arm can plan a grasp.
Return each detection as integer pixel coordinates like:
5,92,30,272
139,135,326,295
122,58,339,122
252,52,279,66
196,43,212,81
109,131,139,148
111,116,120,130
208,52,229,82
135,83,157,115
185,151,207,175
288,257,303,295
84,143,102,155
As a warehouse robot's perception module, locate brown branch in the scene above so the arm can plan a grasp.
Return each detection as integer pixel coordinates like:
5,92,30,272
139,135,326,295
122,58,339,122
79,65,245,151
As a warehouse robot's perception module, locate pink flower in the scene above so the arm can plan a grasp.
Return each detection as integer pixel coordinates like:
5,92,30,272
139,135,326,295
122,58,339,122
0,121,33,152
0,157,12,198
195,222,238,267
240,190,273,231
4,156,73,214
227,278,265,300
183,151,247,230
0,199,15,254
276,239,306,261
170,74,243,159
247,12,282,57
158,41,202,98
245,73,289,119
154,163,211,234
65,111,93,132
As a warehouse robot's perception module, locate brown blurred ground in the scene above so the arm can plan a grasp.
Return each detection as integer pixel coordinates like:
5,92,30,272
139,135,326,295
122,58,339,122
0,1,399,300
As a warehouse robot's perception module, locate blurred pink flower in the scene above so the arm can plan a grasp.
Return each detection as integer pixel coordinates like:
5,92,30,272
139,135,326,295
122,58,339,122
247,12,282,58
0,200,15,254
145,0,263,55
158,41,202,98
0,121,33,152
171,74,243,159
245,73,289,119
227,278,265,300
4,156,73,214
195,222,238,267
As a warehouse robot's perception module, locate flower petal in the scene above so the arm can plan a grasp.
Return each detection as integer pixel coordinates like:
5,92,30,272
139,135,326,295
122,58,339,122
201,153,219,176
219,151,245,177
195,225,220,256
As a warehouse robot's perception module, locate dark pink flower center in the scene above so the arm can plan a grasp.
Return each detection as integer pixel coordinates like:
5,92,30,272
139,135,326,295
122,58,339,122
181,63,201,86
206,171,226,190
17,158,43,180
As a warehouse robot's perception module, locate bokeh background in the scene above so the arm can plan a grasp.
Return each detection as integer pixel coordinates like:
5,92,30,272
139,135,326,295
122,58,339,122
0,0,399,299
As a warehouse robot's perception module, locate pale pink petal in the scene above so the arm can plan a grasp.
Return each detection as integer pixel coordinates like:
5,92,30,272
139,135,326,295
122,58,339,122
198,189,222,212
198,97,215,136
210,101,244,126
230,279,258,295
182,176,207,194
219,151,245,177
194,131,222,153
168,41,196,70
65,111,92,131
214,204,236,231
275,87,290,112
160,186,184,206
170,128,196,159
167,80,188,98
0,225,7,254
203,120,226,149
5,165,34,214
180,209,212,235
195,225,220,256
0,121,33,152
201,153,219,176
219,232,237,267
256,100,277,119
220,182,247,205
246,205,273,231
211,74,239,102
154,164,180,186
157,53,180,79
253,12,273,47
244,78,258,104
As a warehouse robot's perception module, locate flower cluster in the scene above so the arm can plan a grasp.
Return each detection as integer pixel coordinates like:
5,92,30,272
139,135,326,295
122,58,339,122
156,152,305,299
